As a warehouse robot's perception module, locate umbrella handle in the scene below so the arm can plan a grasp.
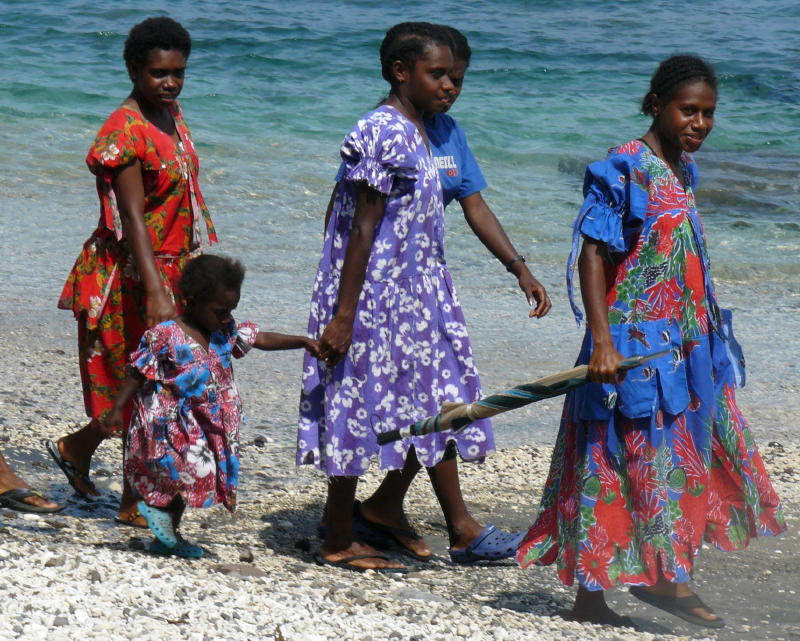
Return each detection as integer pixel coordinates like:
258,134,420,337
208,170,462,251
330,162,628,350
376,430,402,446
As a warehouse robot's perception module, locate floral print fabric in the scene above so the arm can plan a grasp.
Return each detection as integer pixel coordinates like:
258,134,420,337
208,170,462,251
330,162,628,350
297,106,494,476
124,319,258,512
517,140,785,589
58,103,216,421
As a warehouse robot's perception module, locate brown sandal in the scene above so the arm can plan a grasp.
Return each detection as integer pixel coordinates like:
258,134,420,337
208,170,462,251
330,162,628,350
114,509,148,529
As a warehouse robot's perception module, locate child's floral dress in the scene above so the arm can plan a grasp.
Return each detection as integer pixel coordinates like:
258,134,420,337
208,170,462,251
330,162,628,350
124,319,257,511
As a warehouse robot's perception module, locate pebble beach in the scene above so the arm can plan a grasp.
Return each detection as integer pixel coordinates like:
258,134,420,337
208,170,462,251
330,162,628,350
1,2,798,640
0,296,797,641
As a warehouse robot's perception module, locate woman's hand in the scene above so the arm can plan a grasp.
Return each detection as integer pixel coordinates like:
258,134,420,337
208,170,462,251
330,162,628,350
319,316,353,366
100,406,125,437
145,287,178,328
517,269,551,318
587,340,623,384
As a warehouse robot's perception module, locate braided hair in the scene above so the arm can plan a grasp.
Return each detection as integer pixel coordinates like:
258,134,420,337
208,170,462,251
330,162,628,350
379,22,454,87
124,17,191,72
641,55,717,116
442,25,471,67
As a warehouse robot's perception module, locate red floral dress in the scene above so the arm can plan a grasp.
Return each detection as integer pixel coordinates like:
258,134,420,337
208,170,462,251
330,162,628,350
58,103,217,423
517,140,785,590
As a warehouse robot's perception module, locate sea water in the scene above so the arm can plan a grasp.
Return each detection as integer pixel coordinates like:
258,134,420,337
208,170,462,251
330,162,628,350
0,0,797,444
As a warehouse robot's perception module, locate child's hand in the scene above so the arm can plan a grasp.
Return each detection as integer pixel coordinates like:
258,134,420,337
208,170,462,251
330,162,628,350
101,407,125,437
304,337,322,358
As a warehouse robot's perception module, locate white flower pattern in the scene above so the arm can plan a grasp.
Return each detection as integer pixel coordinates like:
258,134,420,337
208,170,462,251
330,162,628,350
297,107,494,476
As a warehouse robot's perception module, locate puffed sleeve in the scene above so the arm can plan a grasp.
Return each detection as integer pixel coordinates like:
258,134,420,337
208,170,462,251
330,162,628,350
86,109,146,174
129,322,177,381
85,108,149,239
338,110,417,194
231,321,260,359
577,153,649,254
566,146,649,325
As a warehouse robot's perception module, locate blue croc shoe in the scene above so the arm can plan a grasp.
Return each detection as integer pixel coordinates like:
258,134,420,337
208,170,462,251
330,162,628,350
448,524,525,564
138,501,178,548
149,537,204,559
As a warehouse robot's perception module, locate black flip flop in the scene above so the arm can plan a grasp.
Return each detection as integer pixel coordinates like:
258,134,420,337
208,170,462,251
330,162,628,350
0,488,64,514
44,439,97,500
354,500,432,562
313,552,407,574
629,586,725,629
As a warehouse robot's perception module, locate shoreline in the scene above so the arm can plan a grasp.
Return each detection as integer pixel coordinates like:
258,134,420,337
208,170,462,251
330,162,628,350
0,333,797,640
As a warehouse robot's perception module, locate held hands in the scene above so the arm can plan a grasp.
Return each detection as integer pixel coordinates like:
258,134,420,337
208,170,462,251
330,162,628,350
517,269,551,318
587,341,624,384
304,337,323,358
318,315,353,367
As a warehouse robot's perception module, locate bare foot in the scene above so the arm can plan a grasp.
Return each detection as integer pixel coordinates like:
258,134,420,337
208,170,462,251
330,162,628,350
55,438,100,497
357,501,432,559
317,541,406,571
570,586,636,629
447,517,486,551
0,479,61,511
639,581,722,624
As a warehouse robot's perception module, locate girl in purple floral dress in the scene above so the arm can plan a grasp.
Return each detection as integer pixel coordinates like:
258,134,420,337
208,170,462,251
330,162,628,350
299,23,549,571
105,255,319,558
518,56,785,629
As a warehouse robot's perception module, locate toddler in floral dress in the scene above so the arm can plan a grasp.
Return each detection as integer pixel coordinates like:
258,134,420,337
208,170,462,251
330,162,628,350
104,254,319,557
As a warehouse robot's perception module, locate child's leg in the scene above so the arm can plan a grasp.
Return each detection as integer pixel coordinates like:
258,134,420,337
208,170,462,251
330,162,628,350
169,495,186,531
138,499,179,547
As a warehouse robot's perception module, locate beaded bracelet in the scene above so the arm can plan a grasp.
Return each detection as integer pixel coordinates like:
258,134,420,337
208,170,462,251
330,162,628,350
505,254,526,272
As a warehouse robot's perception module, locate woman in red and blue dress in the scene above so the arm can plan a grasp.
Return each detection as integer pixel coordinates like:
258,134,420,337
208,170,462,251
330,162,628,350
517,56,785,630
46,17,216,526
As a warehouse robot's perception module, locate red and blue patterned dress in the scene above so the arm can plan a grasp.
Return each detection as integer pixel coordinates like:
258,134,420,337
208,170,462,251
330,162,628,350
517,140,785,589
124,319,258,512
58,103,217,424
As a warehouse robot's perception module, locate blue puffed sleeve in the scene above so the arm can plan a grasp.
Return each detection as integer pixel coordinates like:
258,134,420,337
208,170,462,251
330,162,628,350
339,108,417,195
566,147,649,324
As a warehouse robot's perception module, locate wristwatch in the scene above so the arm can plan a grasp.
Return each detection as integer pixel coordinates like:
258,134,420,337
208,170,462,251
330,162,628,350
505,254,526,272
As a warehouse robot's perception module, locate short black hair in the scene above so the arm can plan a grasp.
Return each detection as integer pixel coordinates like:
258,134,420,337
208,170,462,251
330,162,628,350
123,17,191,72
379,22,453,87
642,55,717,116
441,25,471,67
179,254,245,303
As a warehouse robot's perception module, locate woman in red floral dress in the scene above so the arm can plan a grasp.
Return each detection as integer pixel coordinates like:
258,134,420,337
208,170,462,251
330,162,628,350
517,56,785,629
46,17,216,526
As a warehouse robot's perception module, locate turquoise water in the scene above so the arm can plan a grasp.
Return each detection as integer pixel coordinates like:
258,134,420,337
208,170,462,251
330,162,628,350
0,1,798,442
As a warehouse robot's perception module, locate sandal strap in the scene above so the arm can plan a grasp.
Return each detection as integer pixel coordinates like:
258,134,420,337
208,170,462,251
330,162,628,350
336,553,391,563
675,593,711,611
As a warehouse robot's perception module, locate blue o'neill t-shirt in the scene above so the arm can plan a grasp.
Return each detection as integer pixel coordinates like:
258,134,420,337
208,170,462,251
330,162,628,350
334,112,487,209
424,113,487,207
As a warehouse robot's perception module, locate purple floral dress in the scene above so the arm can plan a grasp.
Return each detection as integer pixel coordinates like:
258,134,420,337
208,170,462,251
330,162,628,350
125,319,259,512
297,106,494,476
